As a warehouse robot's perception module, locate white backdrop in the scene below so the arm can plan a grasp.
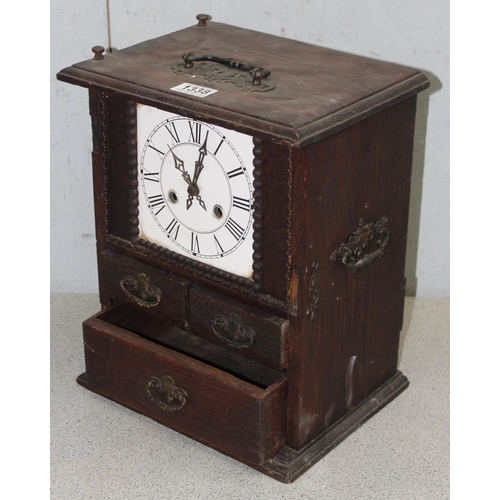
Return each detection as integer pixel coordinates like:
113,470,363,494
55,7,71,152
50,0,449,296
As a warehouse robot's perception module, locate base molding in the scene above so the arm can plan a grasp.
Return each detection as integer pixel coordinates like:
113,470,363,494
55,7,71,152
77,370,408,483
252,371,409,482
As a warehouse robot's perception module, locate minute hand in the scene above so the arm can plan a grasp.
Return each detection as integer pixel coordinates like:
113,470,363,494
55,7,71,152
192,132,208,186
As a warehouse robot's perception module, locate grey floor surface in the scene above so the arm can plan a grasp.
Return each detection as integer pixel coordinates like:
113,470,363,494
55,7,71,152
51,294,449,499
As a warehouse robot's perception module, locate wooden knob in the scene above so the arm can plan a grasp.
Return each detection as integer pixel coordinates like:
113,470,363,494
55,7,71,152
196,14,209,27
92,46,105,60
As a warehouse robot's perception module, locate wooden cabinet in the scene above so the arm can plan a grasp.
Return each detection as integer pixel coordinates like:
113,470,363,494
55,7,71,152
57,14,429,482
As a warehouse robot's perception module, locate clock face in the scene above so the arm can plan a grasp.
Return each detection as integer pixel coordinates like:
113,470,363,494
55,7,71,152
137,104,255,279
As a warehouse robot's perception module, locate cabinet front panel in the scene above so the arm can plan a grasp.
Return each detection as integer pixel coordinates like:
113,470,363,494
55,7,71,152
100,95,291,309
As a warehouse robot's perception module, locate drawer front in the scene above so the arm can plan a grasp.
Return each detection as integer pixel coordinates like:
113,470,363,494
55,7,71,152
189,287,289,370
82,308,288,465
101,250,188,327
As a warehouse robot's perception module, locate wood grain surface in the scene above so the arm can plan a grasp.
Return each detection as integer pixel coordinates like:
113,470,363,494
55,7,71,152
57,22,428,146
83,305,288,465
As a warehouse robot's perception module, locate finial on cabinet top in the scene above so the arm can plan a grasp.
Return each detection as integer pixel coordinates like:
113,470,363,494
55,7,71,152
196,14,209,27
92,46,105,60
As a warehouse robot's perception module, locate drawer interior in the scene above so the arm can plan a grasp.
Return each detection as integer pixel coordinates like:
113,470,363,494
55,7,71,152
98,304,286,390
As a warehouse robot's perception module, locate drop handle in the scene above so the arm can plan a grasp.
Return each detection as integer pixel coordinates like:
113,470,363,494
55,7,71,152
147,375,187,412
330,218,391,273
210,312,256,349
119,272,162,308
182,52,271,86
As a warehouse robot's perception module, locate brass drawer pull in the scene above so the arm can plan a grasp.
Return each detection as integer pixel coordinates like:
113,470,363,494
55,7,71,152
146,375,187,412
330,218,390,274
120,273,162,308
211,312,256,349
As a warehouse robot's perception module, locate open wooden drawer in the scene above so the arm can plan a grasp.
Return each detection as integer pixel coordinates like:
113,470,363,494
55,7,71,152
80,304,288,465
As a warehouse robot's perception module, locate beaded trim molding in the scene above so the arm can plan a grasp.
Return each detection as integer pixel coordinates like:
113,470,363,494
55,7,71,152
125,101,264,294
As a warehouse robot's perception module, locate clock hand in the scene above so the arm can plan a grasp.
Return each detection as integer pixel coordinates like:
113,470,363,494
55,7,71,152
192,132,208,187
196,194,206,211
186,186,207,211
189,132,209,211
168,146,201,210
167,145,206,211
168,146,192,185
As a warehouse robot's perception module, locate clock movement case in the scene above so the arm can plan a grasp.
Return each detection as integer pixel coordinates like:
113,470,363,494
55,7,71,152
57,17,429,483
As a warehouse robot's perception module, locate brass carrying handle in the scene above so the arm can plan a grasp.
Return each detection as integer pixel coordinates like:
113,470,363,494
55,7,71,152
330,218,390,274
182,52,271,86
119,273,162,308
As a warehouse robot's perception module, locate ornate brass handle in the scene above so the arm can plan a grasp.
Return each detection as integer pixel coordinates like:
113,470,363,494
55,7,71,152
330,218,390,274
146,375,187,412
211,312,256,349
119,272,161,308
172,52,275,92
182,52,271,86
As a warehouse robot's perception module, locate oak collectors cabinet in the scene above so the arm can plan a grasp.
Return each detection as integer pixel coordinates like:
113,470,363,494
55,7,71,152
57,15,429,482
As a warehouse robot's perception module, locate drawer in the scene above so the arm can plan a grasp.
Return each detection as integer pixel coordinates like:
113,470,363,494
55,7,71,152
101,250,188,328
189,287,289,370
81,304,288,465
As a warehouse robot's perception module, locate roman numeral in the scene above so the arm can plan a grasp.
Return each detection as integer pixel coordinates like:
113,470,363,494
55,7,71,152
148,144,164,156
143,171,160,182
165,218,180,240
214,235,224,255
188,121,202,144
232,196,251,212
148,194,166,215
165,122,180,143
226,166,244,179
213,137,225,156
225,218,245,240
191,233,200,254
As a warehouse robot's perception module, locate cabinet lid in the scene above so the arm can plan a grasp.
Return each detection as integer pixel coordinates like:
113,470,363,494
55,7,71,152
57,18,429,146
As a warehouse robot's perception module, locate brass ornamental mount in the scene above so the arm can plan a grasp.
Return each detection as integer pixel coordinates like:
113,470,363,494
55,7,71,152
146,375,187,412
330,218,391,274
119,273,162,308
308,262,320,322
172,52,276,92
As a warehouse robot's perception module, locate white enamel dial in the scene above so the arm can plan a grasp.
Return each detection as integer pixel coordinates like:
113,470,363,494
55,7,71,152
137,104,254,278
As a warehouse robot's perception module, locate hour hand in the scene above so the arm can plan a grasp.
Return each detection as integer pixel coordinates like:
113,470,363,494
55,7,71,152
169,146,192,185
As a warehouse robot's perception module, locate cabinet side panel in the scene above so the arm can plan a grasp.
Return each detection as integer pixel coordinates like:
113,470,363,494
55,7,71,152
287,96,417,450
